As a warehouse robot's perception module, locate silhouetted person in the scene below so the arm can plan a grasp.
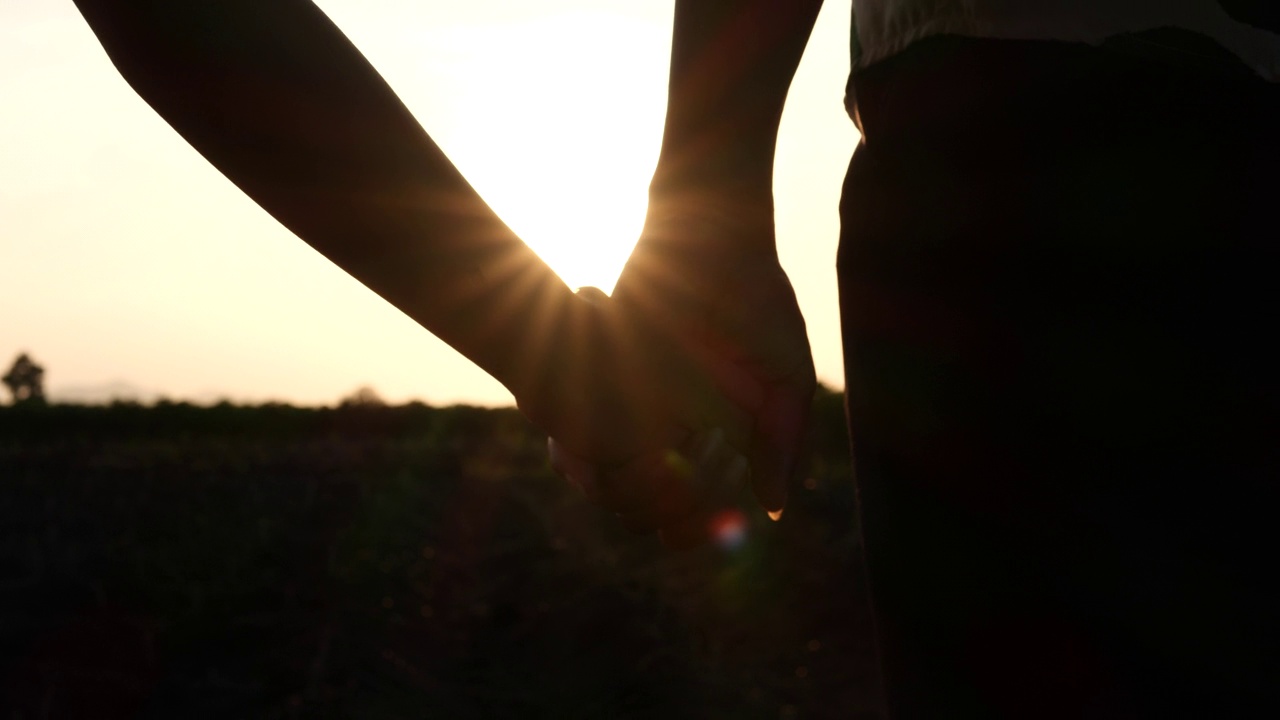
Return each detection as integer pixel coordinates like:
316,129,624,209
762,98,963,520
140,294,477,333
549,1,1280,718
71,1,1280,717
3,353,46,405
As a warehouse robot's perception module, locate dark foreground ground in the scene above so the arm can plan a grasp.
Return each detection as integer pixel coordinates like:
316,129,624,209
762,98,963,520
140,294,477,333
0,389,880,719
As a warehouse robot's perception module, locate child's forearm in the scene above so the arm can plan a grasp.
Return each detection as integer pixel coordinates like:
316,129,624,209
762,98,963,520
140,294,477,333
72,0,574,398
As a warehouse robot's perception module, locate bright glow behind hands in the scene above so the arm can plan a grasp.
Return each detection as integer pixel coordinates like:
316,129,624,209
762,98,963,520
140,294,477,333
3,1,852,405
396,11,672,294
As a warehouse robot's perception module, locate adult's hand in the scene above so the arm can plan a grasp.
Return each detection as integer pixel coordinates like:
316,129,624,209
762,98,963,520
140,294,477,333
546,0,823,545
546,213,816,548
611,208,817,518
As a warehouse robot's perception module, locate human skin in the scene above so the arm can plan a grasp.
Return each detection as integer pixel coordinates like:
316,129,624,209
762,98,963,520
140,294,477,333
550,0,822,545
68,0,745,469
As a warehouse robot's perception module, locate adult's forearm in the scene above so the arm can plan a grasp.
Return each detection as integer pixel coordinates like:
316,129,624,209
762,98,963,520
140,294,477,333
650,0,824,216
71,0,575,396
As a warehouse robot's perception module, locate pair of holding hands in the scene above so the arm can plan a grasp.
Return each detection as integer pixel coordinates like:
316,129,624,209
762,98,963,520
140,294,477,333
519,219,817,549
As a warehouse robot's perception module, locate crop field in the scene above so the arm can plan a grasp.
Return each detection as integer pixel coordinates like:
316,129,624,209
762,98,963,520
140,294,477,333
0,390,881,719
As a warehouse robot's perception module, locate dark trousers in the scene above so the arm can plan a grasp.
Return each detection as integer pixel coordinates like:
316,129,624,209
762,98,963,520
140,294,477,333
838,33,1278,719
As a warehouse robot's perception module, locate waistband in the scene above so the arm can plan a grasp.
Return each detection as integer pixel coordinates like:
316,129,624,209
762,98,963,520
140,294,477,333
847,30,1272,143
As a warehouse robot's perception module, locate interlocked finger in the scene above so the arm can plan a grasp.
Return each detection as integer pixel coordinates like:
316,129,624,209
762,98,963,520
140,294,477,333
608,428,745,534
657,452,751,549
548,437,600,501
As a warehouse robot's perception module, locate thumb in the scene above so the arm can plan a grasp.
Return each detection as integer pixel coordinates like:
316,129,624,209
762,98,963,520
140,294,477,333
548,437,600,500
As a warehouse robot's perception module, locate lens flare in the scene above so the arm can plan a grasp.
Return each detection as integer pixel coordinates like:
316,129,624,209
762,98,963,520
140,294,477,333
710,508,748,550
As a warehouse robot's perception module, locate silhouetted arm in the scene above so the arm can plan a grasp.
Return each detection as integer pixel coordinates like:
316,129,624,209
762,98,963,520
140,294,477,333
70,0,575,400
70,0,758,470
643,0,823,247
605,0,822,520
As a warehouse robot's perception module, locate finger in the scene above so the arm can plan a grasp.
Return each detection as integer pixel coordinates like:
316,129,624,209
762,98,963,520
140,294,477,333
747,381,813,517
616,463,697,534
599,282,759,460
593,427,706,517
547,437,599,500
574,285,610,306
537,285,676,465
656,455,750,549
655,450,752,545
614,428,741,533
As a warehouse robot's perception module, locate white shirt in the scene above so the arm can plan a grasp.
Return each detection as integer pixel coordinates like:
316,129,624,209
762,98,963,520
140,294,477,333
851,1,1280,82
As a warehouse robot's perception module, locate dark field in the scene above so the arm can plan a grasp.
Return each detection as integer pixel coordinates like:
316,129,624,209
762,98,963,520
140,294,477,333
0,390,880,719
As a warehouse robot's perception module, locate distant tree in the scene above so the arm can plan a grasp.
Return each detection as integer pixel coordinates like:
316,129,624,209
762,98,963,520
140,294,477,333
3,353,46,405
339,386,385,408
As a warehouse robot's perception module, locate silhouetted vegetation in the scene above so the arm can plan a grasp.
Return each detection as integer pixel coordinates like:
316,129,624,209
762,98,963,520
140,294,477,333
0,387,878,719
3,353,45,405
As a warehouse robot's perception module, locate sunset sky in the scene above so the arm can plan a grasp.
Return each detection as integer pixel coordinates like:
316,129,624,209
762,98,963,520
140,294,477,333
1,0,858,407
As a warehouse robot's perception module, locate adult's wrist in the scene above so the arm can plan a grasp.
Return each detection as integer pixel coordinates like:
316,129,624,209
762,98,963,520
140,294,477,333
646,139,775,203
641,181,777,257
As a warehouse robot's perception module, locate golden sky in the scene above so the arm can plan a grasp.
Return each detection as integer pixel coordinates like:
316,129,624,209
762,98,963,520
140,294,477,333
1,0,858,406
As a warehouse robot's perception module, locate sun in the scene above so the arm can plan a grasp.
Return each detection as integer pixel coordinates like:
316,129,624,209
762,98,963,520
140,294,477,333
404,10,672,294
466,139,654,294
